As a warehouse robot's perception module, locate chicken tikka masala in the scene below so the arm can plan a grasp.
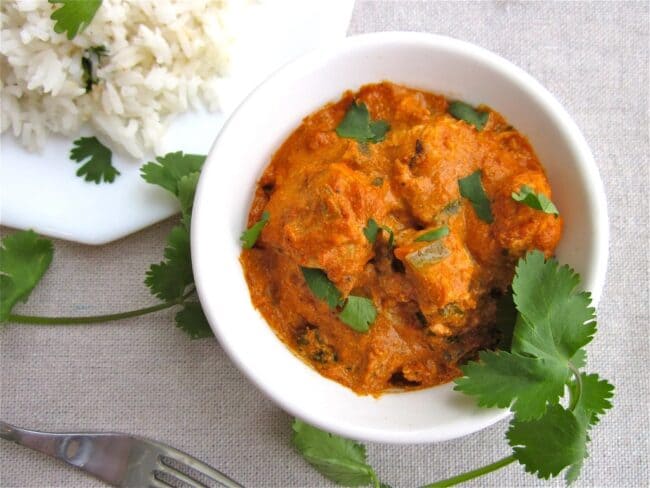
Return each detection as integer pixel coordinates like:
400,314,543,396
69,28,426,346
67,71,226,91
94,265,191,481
240,82,562,396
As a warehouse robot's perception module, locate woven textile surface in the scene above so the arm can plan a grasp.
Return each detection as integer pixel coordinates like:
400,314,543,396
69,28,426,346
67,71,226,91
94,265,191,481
1,1,648,487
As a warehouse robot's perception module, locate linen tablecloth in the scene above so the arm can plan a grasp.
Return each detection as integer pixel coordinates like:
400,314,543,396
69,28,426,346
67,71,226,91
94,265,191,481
1,1,648,486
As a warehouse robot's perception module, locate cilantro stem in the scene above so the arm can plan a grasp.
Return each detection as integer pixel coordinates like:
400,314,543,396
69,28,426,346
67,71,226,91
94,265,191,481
6,288,196,326
568,362,583,412
421,455,516,487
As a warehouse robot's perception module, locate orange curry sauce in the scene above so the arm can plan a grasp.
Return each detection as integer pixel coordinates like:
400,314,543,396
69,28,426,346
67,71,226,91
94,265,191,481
240,82,562,396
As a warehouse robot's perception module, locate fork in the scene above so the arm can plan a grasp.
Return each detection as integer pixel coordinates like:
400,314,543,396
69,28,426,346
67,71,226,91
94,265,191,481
0,421,243,488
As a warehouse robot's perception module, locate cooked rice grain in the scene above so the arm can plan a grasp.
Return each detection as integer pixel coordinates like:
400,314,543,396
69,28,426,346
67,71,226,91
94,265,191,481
1,0,237,158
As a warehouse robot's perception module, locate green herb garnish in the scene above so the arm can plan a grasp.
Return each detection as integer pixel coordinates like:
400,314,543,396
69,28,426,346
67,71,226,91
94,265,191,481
3,152,212,340
415,225,449,242
301,267,343,309
240,211,269,249
301,267,377,333
512,185,560,216
292,419,382,487
448,100,489,131
70,136,120,184
49,0,102,40
81,45,107,93
0,231,53,321
458,170,493,223
140,151,206,195
339,296,377,333
363,218,394,249
336,101,390,143
363,218,380,244
294,251,613,486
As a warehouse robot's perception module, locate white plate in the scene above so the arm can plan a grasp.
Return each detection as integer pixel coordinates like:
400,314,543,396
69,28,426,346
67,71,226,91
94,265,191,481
0,0,355,244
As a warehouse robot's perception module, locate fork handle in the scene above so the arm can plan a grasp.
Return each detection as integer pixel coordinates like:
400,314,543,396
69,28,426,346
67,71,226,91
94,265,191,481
0,421,130,485
1,421,65,460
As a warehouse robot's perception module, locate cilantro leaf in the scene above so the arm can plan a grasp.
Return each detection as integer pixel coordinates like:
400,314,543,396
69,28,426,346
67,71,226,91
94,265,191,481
177,172,200,230
563,373,613,483
507,404,588,479
336,101,390,143
363,218,380,244
512,185,559,216
175,302,213,339
70,136,119,184
301,267,343,309
570,373,614,428
140,152,205,196
511,251,596,364
363,219,394,249
0,231,53,321
454,349,568,420
292,419,378,487
81,45,107,93
458,170,493,223
145,225,193,301
240,211,269,249
339,296,377,333
448,101,489,131
415,226,449,242
49,0,102,40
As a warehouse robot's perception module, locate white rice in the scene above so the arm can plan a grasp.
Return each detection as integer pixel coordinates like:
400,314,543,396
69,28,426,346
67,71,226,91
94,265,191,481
1,0,239,158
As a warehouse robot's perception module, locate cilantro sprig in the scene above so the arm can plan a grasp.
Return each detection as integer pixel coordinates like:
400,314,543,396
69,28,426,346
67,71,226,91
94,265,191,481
70,136,120,184
458,170,493,223
363,218,394,249
0,231,53,321
49,0,103,40
336,101,390,144
240,211,270,249
3,151,212,339
448,101,489,131
301,266,377,333
415,226,449,242
292,420,383,488
512,185,560,216
293,251,614,486
81,45,107,93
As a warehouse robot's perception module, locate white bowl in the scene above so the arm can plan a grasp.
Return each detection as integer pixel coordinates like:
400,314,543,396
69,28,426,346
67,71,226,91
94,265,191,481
191,32,608,443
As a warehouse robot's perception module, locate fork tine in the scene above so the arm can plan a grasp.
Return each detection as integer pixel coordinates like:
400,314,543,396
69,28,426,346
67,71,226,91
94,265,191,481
149,477,173,488
160,451,243,488
156,460,208,488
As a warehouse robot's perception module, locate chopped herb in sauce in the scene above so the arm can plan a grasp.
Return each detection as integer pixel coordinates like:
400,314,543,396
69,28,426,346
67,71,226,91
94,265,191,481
336,101,390,143
458,170,494,223
301,267,342,309
512,185,560,216
240,211,269,249
448,100,489,131
339,296,377,333
301,267,377,333
415,225,449,242
363,218,394,249
363,218,380,244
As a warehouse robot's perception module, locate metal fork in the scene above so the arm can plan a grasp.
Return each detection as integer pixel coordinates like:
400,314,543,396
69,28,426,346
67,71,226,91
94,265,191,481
0,421,243,488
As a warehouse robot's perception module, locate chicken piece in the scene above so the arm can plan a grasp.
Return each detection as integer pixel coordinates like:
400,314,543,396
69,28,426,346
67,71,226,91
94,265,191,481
261,163,387,293
391,118,479,224
394,224,477,322
492,170,563,257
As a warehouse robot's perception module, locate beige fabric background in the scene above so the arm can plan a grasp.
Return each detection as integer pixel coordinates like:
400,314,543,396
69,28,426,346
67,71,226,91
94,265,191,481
1,1,649,487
